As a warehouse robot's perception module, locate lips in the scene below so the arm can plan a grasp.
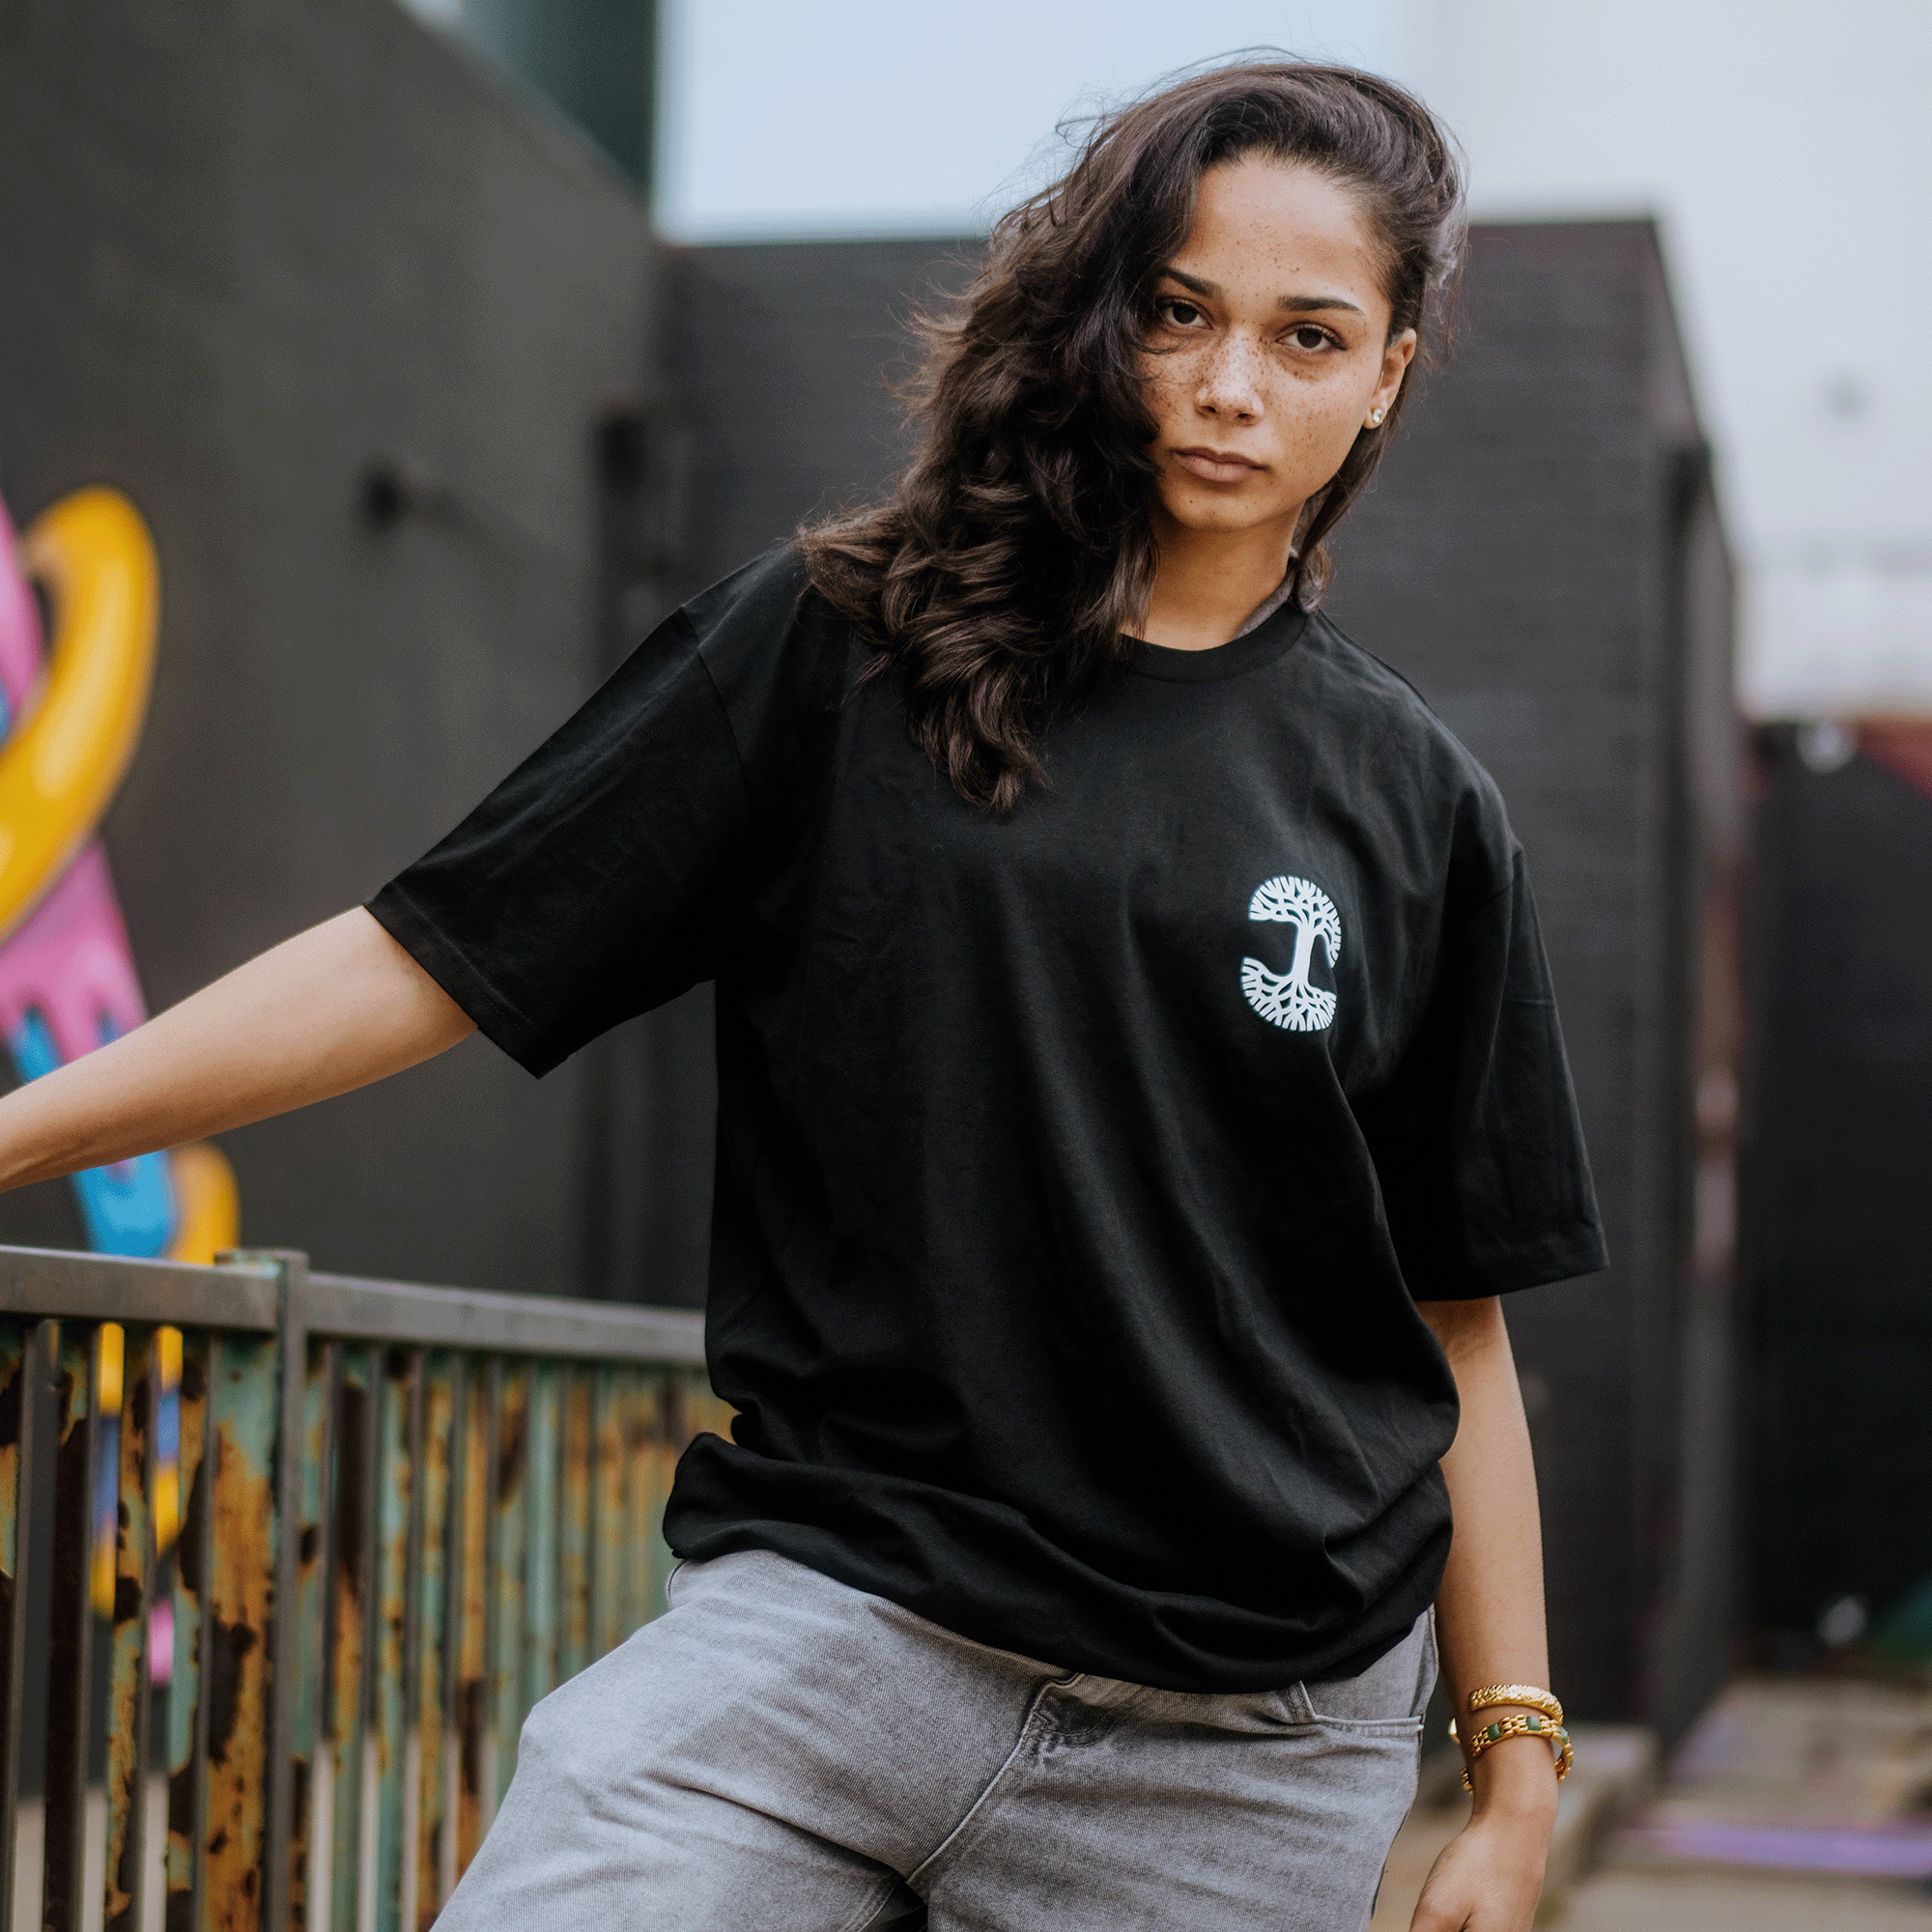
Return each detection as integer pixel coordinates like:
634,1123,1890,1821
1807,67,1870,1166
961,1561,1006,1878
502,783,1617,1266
1172,446,1264,485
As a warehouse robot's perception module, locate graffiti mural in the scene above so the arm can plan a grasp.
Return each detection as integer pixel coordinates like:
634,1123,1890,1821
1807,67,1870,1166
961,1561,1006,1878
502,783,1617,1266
0,484,239,1262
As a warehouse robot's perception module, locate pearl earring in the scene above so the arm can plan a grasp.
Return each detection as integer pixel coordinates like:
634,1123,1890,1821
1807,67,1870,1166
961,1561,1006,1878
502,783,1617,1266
1368,406,1386,426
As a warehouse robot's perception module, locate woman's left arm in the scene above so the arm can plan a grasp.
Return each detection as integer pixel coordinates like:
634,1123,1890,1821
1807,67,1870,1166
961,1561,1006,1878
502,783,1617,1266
1408,1295,1561,1932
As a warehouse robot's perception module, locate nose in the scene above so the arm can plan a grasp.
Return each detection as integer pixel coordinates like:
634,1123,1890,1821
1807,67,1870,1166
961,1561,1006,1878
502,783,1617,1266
1196,331,1265,422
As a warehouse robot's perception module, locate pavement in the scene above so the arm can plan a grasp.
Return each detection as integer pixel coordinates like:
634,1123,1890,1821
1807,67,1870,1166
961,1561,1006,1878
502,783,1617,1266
1370,1679,1932,1928
1557,1866,1932,1928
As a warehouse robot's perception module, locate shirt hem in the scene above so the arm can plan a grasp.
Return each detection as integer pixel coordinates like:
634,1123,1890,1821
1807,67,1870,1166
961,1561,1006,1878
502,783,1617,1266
1414,1226,1610,1301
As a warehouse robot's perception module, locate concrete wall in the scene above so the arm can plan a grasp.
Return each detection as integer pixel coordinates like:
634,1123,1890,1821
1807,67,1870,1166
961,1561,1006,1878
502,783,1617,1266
0,0,658,1295
662,224,1742,1730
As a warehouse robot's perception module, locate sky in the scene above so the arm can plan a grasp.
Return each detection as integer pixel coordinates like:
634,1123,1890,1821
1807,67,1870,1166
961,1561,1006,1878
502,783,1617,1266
656,0,1932,715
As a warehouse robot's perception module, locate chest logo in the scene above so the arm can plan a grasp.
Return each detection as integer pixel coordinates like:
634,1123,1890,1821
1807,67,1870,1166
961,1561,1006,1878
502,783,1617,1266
1241,875,1341,1032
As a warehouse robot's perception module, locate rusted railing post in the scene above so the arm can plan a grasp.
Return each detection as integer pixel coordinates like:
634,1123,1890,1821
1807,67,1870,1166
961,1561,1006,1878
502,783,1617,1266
1,1320,53,1932
252,1249,311,1932
183,1330,215,1932
48,1327,106,1932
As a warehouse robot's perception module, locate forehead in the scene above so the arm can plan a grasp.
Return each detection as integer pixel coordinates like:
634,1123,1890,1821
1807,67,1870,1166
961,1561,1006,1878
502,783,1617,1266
1173,157,1390,313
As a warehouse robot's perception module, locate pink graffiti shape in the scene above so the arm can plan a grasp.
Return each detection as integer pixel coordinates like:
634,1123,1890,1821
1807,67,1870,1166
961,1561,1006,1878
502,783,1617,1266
0,843,148,1057
0,493,40,707
0,493,149,1058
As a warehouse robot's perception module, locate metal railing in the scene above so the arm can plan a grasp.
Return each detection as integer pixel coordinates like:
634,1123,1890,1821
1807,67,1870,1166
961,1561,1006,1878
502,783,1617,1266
0,1242,716,1932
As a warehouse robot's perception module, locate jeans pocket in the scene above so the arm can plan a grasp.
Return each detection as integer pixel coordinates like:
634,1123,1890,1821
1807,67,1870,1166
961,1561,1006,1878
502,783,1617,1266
1297,1611,1435,1730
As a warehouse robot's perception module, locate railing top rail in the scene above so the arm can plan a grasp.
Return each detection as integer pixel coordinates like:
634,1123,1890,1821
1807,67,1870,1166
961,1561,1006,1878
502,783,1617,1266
302,1270,705,1364
0,1242,279,1328
0,1243,707,1367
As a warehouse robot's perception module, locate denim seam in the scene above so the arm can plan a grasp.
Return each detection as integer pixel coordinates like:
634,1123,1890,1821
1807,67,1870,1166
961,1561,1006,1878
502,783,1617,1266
1301,1716,1426,1738
905,1678,1066,1889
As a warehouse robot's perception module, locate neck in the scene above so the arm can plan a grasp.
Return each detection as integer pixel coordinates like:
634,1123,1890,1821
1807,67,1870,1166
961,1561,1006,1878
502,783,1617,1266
1140,508,1301,652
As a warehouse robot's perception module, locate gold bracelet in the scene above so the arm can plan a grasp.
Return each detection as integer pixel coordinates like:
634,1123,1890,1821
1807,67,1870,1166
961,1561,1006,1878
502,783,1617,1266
1456,1714,1573,1792
1467,1684,1564,1725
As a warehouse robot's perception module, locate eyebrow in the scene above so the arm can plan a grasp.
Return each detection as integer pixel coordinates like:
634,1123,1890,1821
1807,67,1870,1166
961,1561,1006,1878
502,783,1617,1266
1160,265,1366,318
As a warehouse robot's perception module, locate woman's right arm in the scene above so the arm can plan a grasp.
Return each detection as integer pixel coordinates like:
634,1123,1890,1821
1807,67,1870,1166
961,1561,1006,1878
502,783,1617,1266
0,908,474,1194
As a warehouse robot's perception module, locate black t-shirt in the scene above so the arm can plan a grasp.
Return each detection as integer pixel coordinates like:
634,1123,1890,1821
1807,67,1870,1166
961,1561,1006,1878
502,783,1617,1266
369,545,1605,1692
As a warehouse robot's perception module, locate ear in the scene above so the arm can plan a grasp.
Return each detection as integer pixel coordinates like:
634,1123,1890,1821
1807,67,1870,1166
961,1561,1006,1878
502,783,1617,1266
1367,327,1418,425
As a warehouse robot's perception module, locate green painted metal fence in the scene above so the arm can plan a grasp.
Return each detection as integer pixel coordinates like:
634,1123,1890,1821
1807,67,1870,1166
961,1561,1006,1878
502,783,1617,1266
0,1243,718,1932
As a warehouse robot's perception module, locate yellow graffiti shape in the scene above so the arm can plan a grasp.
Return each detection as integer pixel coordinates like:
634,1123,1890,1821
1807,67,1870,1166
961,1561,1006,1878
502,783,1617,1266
166,1140,242,1264
0,488,158,944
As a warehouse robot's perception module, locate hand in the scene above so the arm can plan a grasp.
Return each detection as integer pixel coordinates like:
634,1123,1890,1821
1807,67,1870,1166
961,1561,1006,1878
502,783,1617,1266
1408,1749,1556,1931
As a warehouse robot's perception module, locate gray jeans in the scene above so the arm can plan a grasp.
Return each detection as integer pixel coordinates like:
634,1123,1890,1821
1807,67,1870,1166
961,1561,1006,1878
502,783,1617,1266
440,1548,1435,1931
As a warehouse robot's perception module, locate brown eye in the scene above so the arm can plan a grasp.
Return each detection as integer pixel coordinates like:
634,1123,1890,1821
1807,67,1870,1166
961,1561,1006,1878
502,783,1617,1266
1289,325,1333,352
1158,298,1208,328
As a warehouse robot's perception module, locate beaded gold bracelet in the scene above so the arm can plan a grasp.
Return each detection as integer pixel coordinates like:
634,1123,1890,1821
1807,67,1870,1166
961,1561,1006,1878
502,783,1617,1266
1468,1684,1564,1726
1446,1683,1565,1741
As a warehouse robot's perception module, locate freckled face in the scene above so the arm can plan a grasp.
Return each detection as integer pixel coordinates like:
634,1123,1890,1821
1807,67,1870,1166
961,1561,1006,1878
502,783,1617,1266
1142,157,1415,543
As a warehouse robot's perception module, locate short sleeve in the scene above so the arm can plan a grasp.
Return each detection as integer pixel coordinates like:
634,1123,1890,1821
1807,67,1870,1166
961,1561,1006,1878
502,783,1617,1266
1358,844,1607,1298
368,607,750,1079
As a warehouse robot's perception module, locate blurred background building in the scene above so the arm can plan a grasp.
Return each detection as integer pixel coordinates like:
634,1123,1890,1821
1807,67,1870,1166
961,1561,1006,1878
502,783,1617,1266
1,0,1929,1905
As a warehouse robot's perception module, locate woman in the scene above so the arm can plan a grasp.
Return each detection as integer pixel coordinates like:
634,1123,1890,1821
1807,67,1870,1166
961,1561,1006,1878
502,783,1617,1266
0,61,1603,1932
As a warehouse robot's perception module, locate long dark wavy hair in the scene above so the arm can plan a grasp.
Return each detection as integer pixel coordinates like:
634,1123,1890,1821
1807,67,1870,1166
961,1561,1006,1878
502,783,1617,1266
800,60,1465,814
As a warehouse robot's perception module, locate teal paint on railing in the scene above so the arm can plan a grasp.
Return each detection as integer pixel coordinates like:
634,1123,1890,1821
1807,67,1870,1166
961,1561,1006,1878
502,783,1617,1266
625,1373,657,1641
487,1365,526,1824
373,1357,410,1932
591,1367,624,1659
413,1354,454,1928
558,1369,589,1689
523,1366,559,1716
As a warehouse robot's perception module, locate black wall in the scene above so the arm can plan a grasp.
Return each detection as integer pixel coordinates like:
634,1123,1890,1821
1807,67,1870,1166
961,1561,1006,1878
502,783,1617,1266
1745,735,1932,1645
665,240,968,573
664,224,1743,1731
0,0,661,1296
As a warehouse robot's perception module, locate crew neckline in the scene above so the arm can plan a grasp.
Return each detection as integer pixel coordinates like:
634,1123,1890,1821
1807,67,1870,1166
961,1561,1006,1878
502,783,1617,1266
1127,596,1312,683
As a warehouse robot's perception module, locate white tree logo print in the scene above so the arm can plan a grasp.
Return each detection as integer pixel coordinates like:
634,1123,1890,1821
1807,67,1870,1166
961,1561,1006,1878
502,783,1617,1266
1240,875,1342,1031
